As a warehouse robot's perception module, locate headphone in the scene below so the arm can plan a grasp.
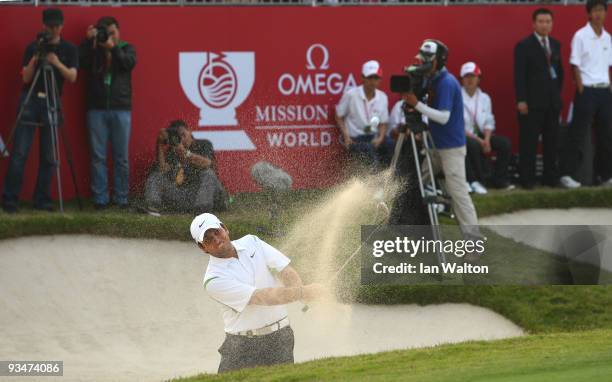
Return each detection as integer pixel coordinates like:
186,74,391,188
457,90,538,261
421,39,449,69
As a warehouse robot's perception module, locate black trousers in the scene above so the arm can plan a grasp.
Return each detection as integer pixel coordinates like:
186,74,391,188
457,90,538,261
465,135,512,187
560,88,612,181
518,106,560,187
217,326,294,373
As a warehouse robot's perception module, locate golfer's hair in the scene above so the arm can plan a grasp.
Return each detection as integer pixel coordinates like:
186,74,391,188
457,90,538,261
532,8,553,21
587,0,607,13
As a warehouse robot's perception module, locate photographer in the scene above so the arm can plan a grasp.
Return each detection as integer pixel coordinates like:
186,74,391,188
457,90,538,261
144,120,228,214
79,16,136,209
2,8,78,214
403,40,479,229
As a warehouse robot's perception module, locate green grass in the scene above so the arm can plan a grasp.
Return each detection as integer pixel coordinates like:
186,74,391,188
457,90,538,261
1,186,612,242
170,329,612,382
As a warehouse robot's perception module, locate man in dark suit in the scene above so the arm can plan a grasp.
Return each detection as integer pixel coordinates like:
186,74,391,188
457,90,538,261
514,8,564,188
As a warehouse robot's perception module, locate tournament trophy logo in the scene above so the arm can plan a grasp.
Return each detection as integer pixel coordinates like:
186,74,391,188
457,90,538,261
179,51,256,150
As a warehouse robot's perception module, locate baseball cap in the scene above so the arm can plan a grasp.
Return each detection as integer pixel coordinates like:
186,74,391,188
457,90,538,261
461,62,482,78
190,213,223,244
42,8,64,27
418,40,439,61
362,60,382,78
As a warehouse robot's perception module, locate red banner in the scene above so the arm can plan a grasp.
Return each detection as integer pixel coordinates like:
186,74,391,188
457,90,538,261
0,5,600,198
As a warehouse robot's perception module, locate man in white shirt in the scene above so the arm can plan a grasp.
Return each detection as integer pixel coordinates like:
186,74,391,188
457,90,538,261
335,60,391,168
461,62,513,194
560,0,612,188
191,213,322,373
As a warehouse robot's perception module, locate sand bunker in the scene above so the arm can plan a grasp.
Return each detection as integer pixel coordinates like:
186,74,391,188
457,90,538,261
0,235,523,381
480,207,612,226
481,208,612,279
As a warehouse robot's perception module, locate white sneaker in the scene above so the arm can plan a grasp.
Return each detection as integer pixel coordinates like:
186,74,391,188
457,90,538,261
560,176,581,189
466,182,474,193
601,178,612,188
470,181,488,195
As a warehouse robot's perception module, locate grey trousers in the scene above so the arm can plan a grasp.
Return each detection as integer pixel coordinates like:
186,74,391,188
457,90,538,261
422,145,479,229
218,326,294,373
144,168,227,213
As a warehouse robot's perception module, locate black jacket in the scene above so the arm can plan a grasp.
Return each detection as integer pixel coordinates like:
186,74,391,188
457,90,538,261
79,39,136,110
514,34,564,110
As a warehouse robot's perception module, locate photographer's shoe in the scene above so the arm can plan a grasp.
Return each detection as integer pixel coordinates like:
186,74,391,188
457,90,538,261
94,203,109,211
601,178,612,188
560,176,581,189
33,204,54,212
470,181,488,195
2,204,17,214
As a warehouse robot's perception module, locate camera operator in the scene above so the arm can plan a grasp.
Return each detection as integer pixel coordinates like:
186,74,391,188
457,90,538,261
79,16,136,209
144,120,229,214
403,40,479,230
1,8,78,214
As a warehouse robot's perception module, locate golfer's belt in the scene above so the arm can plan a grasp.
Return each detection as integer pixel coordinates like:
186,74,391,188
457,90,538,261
232,317,289,337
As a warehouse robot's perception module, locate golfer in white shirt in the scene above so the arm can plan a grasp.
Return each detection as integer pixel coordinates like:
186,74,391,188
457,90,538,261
191,213,322,373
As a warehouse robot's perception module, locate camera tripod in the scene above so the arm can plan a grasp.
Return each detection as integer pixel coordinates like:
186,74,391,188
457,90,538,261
1,57,82,213
390,126,453,267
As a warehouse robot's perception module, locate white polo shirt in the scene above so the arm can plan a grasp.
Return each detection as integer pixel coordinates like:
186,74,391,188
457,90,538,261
336,85,389,138
203,235,290,334
462,88,495,134
570,22,612,86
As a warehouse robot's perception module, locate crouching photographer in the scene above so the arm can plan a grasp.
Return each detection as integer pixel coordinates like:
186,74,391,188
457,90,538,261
402,40,479,231
144,120,228,214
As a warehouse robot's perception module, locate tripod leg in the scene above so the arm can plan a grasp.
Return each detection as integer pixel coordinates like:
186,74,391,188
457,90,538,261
418,131,447,266
2,68,43,158
57,114,83,211
43,65,63,213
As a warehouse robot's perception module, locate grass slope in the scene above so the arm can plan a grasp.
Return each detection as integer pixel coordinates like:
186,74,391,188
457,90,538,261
170,329,612,382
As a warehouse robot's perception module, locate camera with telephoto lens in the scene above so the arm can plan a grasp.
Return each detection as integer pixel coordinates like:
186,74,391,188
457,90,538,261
35,30,58,57
96,26,110,45
165,125,182,147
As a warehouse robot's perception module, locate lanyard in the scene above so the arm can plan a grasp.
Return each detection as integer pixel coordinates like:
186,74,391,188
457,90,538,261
363,98,373,122
463,92,479,133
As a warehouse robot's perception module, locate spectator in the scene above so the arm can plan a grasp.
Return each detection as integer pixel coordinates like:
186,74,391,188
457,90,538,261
79,16,136,209
388,93,408,141
144,120,228,214
514,8,564,189
335,60,391,169
461,62,514,194
560,0,612,188
404,40,479,233
2,8,78,213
